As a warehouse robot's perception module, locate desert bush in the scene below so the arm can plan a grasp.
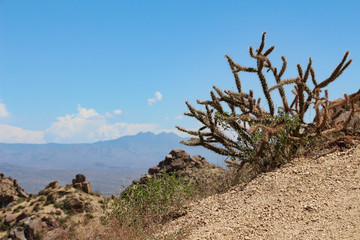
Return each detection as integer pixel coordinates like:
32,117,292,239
177,32,359,173
110,172,193,229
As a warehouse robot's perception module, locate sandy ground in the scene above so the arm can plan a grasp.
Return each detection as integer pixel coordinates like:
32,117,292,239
159,144,360,240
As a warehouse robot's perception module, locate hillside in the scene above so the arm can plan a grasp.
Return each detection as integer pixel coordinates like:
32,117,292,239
0,149,225,239
159,144,360,239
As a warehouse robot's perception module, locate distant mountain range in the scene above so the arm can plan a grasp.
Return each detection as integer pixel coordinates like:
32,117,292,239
0,132,227,194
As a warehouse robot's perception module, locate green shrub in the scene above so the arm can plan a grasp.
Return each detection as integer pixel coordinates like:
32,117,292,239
92,190,102,197
111,172,193,228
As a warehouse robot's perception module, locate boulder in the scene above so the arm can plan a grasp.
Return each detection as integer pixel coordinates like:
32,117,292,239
23,216,43,239
5,213,19,225
72,174,86,184
169,158,186,171
170,148,191,160
64,197,84,211
9,226,26,240
46,181,58,189
82,182,91,194
0,173,29,207
135,149,213,185
73,181,92,194
16,210,30,222
46,192,57,202
148,166,161,174
191,155,206,166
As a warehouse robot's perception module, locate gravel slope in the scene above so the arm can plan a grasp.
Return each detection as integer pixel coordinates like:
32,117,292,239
159,144,360,240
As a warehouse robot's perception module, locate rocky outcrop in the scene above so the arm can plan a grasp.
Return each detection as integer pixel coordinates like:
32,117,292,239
0,173,29,208
72,174,92,193
134,148,225,186
0,174,110,240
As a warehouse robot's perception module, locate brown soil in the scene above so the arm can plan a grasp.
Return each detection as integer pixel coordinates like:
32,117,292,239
159,144,360,240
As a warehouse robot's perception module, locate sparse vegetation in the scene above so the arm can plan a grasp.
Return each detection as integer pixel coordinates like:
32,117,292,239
111,172,193,228
92,190,102,197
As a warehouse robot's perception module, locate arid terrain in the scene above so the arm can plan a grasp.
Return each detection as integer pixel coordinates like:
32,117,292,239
1,144,360,239
159,144,360,240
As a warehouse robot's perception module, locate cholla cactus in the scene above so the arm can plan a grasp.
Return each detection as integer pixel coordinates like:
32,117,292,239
177,32,358,170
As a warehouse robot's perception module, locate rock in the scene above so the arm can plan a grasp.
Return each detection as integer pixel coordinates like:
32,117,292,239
0,174,29,207
18,190,29,198
24,216,43,239
148,166,161,174
192,155,206,166
84,202,97,212
72,174,86,184
5,213,19,225
73,181,92,193
170,148,191,160
16,210,30,222
170,158,187,171
0,173,4,179
46,192,57,202
43,228,65,240
46,181,58,189
64,197,84,211
10,226,26,240
135,149,214,185
41,216,58,228
82,182,91,194
71,174,91,193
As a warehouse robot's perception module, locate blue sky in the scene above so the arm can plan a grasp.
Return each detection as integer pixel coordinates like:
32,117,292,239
0,0,359,143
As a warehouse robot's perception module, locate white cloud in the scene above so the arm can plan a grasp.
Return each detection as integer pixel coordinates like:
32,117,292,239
43,106,161,143
148,91,163,106
0,125,45,143
0,105,185,144
0,103,10,118
113,109,123,115
77,105,101,119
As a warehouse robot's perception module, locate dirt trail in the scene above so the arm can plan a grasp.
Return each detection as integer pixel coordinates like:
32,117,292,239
159,144,360,240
